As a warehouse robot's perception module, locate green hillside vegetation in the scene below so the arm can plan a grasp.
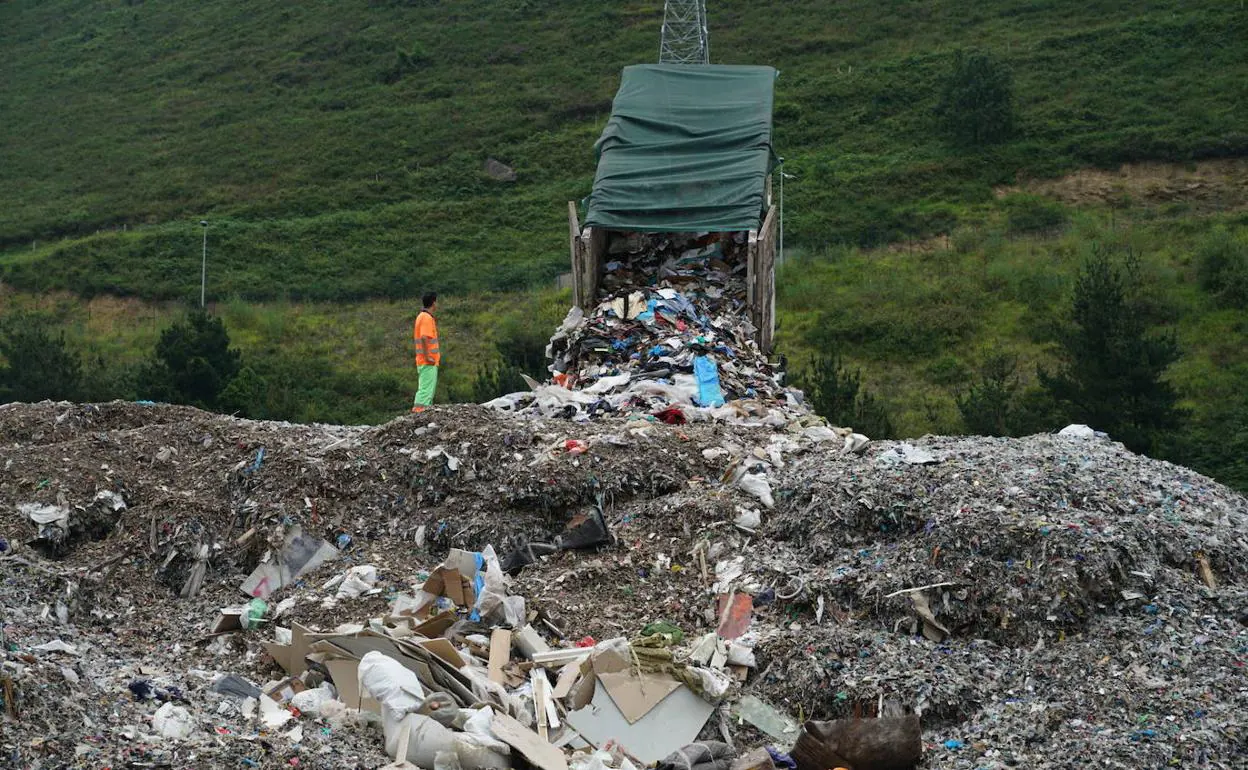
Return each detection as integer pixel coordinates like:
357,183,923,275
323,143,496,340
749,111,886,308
0,288,568,423
2,0,1245,298
2,1,1248,490
6,191,1246,485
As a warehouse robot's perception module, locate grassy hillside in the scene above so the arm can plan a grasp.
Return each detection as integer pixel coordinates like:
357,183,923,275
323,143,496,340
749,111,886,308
2,0,1246,299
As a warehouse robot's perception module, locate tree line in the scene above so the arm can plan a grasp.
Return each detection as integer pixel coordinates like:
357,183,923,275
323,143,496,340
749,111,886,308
795,243,1247,492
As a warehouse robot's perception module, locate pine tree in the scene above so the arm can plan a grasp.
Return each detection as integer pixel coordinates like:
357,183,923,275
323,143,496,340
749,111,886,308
957,353,1020,436
143,310,242,409
0,313,82,403
1040,246,1183,454
801,352,894,438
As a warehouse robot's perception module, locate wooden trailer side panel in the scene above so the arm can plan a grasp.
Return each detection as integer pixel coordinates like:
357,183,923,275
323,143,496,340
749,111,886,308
748,204,778,355
569,203,608,310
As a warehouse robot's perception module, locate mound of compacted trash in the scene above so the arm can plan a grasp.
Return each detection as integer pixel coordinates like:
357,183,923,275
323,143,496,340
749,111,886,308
2,401,1247,770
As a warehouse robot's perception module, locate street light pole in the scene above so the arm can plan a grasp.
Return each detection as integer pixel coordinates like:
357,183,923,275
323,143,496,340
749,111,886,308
199,220,208,308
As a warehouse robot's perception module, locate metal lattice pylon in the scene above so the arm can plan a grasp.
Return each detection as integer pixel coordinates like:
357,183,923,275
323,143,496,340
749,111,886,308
659,0,709,64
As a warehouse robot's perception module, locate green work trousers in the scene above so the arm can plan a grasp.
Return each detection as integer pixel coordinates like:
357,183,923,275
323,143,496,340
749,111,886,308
414,364,438,408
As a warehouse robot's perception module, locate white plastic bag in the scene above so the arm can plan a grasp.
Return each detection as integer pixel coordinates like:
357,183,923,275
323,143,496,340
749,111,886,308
473,546,524,626
388,713,457,768
153,702,194,740
360,650,426,713
737,473,774,509
454,732,512,770
359,651,460,765
336,564,379,598
733,506,762,529
463,707,512,753
291,683,336,716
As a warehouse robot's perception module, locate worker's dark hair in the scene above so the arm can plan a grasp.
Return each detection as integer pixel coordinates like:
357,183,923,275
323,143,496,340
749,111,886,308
422,292,438,309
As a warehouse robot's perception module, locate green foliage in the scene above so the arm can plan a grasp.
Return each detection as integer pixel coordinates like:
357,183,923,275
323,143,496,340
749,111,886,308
1195,226,1248,308
79,355,141,404
1002,194,1067,236
1008,384,1066,438
470,320,549,403
2,0,1247,285
797,350,894,439
144,310,242,409
380,43,432,84
1039,246,1184,455
956,352,1020,436
935,50,1015,147
0,313,82,403
1176,365,1248,491
219,366,269,418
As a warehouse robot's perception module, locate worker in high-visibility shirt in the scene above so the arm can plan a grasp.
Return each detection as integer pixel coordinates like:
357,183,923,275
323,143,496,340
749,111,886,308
412,292,440,413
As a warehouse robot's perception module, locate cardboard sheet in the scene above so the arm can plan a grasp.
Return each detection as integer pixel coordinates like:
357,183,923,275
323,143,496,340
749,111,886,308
488,629,511,684
414,638,466,669
263,623,319,675
565,679,714,763
422,566,476,606
592,648,681,724
324,658,380,714
551,659,586,699
412,611,457,638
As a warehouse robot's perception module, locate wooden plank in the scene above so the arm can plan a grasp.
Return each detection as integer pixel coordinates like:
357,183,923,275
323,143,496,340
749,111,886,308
747,228,760,347
531,648,593,666
532,669,549,739
492,711,569,770
539,671,561,729
587,226,607,307
756,204,778,355
551,660,585,699
488,628,512,685
568,202,583,307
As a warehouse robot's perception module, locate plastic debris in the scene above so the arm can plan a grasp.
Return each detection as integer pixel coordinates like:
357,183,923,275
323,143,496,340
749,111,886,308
152,702,195,740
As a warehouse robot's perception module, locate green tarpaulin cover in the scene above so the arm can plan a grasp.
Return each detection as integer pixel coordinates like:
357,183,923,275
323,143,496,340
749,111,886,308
584,64,777,233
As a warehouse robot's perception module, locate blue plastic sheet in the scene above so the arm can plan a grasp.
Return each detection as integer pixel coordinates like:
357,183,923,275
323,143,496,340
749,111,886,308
636,299,657,323
468,551,487,621
694,355,725,407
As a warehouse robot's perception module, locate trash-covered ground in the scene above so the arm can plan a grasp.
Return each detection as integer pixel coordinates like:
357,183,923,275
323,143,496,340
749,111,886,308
2,401,1246,768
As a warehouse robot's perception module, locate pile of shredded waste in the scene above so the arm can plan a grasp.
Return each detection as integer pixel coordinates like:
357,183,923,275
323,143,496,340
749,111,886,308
2,401,1246,769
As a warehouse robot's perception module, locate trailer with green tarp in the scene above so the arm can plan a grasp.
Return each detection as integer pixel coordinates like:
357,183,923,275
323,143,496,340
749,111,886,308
568,63,780,353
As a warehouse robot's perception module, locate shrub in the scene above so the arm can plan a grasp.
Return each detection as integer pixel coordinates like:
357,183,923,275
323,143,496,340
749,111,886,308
935,50,1015,147
1195,227,1248,309
470,321,549,403
956,352,1019,436
219,366,269,418
1002,194,1068,236
797,352,894,439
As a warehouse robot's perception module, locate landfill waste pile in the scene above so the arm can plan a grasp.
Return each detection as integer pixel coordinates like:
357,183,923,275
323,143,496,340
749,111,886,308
486,232,802,427
2,400,1247,769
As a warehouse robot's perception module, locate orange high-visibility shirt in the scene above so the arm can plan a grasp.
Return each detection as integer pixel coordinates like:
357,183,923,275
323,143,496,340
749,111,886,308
414,311,440,366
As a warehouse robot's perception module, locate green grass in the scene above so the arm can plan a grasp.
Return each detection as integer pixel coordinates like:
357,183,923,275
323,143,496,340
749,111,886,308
775,206,1248,438
2,1,1246,299
7,200,1245,438
0,288,569,424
